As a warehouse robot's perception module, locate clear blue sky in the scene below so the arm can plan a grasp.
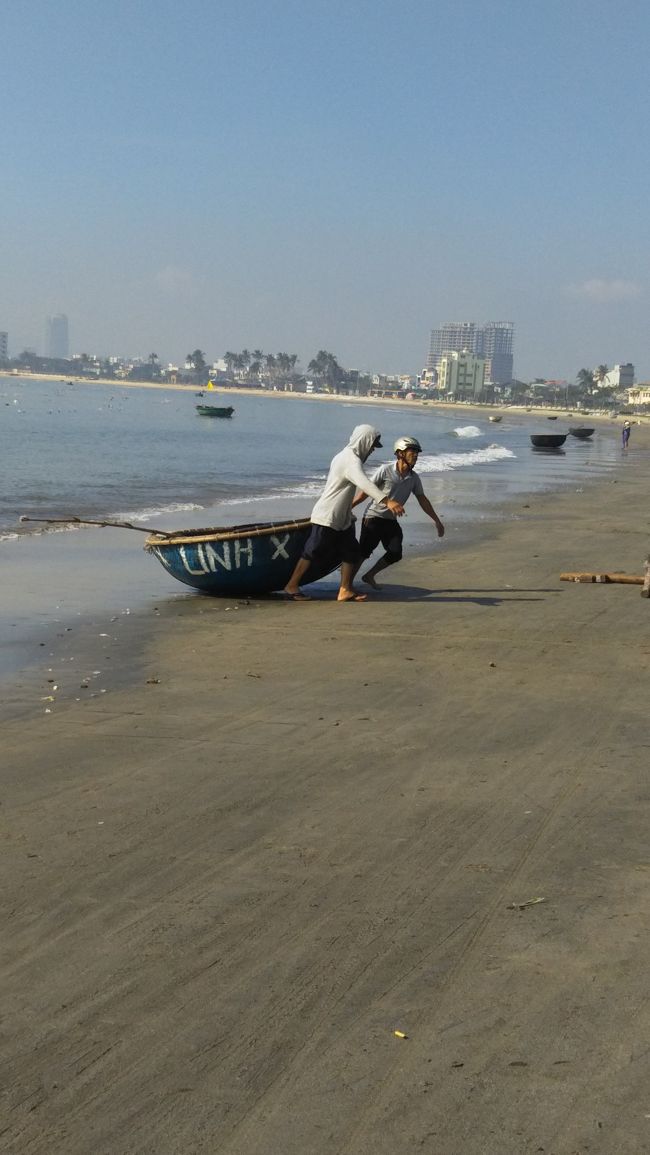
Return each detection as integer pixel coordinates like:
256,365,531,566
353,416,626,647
2,0,649,379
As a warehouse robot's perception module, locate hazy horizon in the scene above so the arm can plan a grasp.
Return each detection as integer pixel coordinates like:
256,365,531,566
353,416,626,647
2,0,649,380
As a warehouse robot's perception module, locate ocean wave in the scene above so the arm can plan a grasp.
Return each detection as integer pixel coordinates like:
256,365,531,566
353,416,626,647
111,502,203,521
217,479,324,506
451,425,482,438
417,446,515,473
0,532,19,543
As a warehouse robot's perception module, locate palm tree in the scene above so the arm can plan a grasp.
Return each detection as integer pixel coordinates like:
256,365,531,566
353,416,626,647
187,349,206,372
593,364,609,391
308,350,343,388
576,368,593,392
224,352,237,377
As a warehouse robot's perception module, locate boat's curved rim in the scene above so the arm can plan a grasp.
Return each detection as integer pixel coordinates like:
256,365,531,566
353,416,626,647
145,517,312,549
530,433,567,447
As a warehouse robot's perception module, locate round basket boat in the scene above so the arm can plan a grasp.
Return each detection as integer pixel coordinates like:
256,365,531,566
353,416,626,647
569,427,595,439
530,433,567,449
144,518,333,595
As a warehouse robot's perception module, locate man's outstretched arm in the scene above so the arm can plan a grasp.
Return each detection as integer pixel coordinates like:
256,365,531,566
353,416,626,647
417,493,445,536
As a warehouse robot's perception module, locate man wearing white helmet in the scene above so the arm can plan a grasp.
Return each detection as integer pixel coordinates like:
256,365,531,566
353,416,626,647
283,424,405,601
352,435,444,590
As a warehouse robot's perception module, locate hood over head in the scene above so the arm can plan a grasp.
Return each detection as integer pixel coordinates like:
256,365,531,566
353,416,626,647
347,424,382,461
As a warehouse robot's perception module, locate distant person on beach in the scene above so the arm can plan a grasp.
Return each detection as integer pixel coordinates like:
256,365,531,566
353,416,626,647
622,420,631,450
283,424,405,602
352,436,445,590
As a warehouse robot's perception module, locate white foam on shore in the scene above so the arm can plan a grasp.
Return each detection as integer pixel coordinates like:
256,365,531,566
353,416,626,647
217,479,324,506
112,501,203,521
417,445,515,472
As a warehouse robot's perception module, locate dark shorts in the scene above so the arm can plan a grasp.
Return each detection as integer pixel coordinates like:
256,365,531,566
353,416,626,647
302,523,362,569
359,516,403,562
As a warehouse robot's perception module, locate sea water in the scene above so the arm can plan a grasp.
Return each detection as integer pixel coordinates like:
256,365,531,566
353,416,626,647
0,376,621,677
1,378,619,537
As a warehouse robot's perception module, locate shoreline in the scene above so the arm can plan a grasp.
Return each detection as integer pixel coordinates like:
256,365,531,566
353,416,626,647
3,436,650,1152
0,422,627,710
0,368,632,424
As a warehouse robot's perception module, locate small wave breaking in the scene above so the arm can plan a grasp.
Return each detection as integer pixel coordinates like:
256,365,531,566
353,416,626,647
417,445,515,473
451,425,482,438
111,501,203,522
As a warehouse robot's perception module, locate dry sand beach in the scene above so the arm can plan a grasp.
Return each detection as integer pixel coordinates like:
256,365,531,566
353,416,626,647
2,431,650,1153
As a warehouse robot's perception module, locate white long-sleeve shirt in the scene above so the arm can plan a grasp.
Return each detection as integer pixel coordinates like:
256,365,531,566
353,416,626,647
310,424,388,531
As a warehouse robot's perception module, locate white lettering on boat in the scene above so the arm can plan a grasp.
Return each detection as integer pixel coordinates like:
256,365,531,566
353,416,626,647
153,546,174,571
270,533,290,560
180,545,210,575
234,538,254,568
202,542,232,571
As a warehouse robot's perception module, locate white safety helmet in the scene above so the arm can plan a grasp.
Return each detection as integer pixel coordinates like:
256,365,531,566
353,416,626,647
394,436,422,453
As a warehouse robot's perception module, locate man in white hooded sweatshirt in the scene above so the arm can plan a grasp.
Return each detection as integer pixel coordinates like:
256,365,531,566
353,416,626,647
284,424,404,601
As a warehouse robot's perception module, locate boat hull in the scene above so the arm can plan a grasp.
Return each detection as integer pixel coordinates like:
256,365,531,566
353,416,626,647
196,405,234,417
569,427,595,439
530,433,567,448
145,518,330,595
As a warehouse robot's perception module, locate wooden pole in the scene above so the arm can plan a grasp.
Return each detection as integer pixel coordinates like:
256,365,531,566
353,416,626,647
19,515,174,536
560,572,644,585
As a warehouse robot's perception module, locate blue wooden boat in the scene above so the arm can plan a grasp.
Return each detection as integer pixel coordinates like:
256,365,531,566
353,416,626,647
145,518,329,595
196,404,234,418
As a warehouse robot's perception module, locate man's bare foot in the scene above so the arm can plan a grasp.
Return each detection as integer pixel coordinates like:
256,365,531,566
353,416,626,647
337,590,368,602
282,587,311,601
361,572,381,590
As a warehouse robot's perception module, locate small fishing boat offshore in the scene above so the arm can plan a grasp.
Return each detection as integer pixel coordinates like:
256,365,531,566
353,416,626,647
530,433,567,449
196,404,234,418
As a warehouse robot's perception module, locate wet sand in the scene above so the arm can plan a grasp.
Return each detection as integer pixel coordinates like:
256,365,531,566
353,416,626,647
2,433,650,1153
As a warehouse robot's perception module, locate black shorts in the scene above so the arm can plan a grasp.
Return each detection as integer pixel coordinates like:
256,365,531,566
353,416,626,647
359,517,403,561
302,523,362,569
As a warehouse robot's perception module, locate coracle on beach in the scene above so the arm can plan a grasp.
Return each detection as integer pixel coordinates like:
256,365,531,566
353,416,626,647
145,518,335,595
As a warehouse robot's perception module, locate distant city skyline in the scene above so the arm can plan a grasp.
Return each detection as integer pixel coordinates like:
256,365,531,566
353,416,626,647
2,2,650,379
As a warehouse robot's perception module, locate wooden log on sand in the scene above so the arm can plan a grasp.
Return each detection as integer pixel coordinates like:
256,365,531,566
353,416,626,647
560,572,644,584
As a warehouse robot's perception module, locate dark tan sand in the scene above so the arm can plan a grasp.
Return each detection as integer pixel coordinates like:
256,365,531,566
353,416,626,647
2,436,650,1154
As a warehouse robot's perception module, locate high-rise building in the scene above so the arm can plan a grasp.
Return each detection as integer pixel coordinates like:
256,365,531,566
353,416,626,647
602,363,634,391
478,322,514,386
427,322,478,368
0,331,7,361
46,314,69,359
427,320,514,385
